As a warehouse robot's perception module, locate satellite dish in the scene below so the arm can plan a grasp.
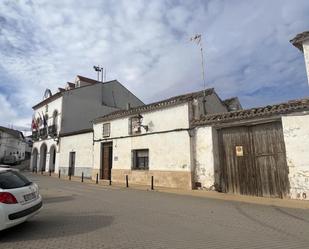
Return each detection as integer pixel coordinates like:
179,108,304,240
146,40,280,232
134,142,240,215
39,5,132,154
43,89,52,99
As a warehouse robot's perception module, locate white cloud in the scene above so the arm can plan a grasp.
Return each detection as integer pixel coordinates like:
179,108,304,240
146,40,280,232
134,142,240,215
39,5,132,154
0,0,309,129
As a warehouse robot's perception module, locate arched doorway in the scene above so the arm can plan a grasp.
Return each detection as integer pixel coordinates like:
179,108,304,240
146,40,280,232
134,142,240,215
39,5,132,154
49,145,56,172
32,148,38,171
39,143,47,172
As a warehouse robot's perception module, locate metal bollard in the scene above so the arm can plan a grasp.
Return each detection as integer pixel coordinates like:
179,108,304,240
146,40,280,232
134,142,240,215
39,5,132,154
49,170,51,176
96,173,98,184
151,176,154,190
126,175,129,188
35,168,38,174
69,172,71,180
81,172,84,182
41,169,43,175
109,179,112,186
58,170,61,178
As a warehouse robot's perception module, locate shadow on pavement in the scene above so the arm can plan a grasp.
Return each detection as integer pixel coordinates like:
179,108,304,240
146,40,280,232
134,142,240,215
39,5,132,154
42,195,75,204
0,214,113,242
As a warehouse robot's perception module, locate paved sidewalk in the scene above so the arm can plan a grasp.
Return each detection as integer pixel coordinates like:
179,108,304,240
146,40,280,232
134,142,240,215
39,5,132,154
39,171,309,210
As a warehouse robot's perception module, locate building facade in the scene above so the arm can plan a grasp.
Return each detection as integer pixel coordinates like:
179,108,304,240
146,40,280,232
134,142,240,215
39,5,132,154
193,98,309,200
92,89,235,188
31,75,144,174
0,126,26,163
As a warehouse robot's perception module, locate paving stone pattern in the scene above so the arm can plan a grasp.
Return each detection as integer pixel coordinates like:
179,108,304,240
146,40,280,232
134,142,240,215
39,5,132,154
0,174,308,249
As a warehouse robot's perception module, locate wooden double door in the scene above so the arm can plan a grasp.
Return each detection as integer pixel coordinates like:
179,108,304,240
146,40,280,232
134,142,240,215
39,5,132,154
101,142,113,180
218,122,289,198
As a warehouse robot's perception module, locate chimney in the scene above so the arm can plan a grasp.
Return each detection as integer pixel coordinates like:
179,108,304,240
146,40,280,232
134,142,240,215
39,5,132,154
290,31,309,86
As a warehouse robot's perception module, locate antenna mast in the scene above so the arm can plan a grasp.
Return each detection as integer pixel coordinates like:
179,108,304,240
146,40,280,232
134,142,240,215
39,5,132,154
190,34,206,90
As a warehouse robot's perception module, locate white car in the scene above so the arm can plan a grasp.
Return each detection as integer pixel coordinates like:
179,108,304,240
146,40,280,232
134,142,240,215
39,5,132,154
0,168,42,231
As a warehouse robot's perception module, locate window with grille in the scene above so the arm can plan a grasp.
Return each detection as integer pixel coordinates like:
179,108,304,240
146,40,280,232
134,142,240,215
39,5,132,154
132,149,149,170
103,123,110,137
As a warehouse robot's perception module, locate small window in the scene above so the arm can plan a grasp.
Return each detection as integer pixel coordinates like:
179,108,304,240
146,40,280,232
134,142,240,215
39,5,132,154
103,123,110,137
132,149,149,170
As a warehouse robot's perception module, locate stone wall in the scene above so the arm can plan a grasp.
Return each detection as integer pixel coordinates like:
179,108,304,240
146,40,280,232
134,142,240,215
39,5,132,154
112,169,192,189
282,114,309,200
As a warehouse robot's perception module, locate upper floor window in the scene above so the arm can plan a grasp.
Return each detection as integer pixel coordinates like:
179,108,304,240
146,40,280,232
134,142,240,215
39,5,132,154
53,110,58,126
103,123,110,137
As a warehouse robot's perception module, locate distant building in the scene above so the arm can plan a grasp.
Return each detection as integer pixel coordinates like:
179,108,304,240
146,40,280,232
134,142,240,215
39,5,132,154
30,75,144,175
0,126,26,162
290,31,309,85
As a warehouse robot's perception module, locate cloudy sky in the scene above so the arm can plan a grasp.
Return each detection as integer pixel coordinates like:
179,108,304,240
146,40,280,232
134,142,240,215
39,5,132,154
1,0,309,131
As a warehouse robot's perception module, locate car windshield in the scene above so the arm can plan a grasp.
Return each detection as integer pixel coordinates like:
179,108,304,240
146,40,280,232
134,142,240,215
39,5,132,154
0,170,32,189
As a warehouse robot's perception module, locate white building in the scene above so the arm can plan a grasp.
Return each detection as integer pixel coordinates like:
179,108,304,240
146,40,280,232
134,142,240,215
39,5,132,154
93,92,309,200
0,126,26,162
31,75,144,176
193,98,309,200
290,31,309,85
92,89,236,188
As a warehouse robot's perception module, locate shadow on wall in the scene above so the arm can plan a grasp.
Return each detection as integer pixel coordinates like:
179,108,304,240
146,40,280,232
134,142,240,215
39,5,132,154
0,213,114,242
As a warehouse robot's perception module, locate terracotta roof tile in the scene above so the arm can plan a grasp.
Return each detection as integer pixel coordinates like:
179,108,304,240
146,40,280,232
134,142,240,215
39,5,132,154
94,88,215,123
192,98,309,126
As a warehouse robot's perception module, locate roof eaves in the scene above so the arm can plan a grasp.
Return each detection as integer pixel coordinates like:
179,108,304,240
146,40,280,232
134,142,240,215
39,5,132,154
192,98,309,126
290,31,309,52
93,88,214,123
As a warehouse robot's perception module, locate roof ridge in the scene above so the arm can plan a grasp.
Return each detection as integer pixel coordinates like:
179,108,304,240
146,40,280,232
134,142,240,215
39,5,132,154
193,97,309,125
94,88,215,123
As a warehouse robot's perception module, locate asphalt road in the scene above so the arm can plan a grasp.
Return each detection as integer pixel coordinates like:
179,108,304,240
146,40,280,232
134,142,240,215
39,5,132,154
0,173,309,249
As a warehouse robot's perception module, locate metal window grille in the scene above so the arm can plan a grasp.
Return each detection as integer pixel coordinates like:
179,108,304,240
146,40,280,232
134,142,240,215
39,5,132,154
103,123,110,137
132,149,149,170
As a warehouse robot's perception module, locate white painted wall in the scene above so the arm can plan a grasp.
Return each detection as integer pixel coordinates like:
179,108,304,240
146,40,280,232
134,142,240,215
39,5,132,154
31,139,59,172
0,131,26,161
282,114,309,200
303,40,309,85
93,104,191,172
194,126,216,189
59,132,93,177
33,96,63,132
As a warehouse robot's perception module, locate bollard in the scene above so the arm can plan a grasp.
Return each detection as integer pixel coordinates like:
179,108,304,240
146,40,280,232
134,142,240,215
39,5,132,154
69,172,71,180
81,172,84,182
49,170,51,176
35,168,38,174
109,179,112,186
58,170,61,178
151,176,154,190
41,169,43,175
96,173,99,184
126,175,129,188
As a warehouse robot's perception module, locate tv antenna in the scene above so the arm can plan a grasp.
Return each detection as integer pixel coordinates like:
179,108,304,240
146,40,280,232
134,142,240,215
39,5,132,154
190,34,206,90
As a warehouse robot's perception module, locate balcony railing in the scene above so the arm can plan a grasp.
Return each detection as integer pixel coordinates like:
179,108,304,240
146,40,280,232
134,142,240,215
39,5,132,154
32,131,39,141
48,125,57,137
39,128,47,139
